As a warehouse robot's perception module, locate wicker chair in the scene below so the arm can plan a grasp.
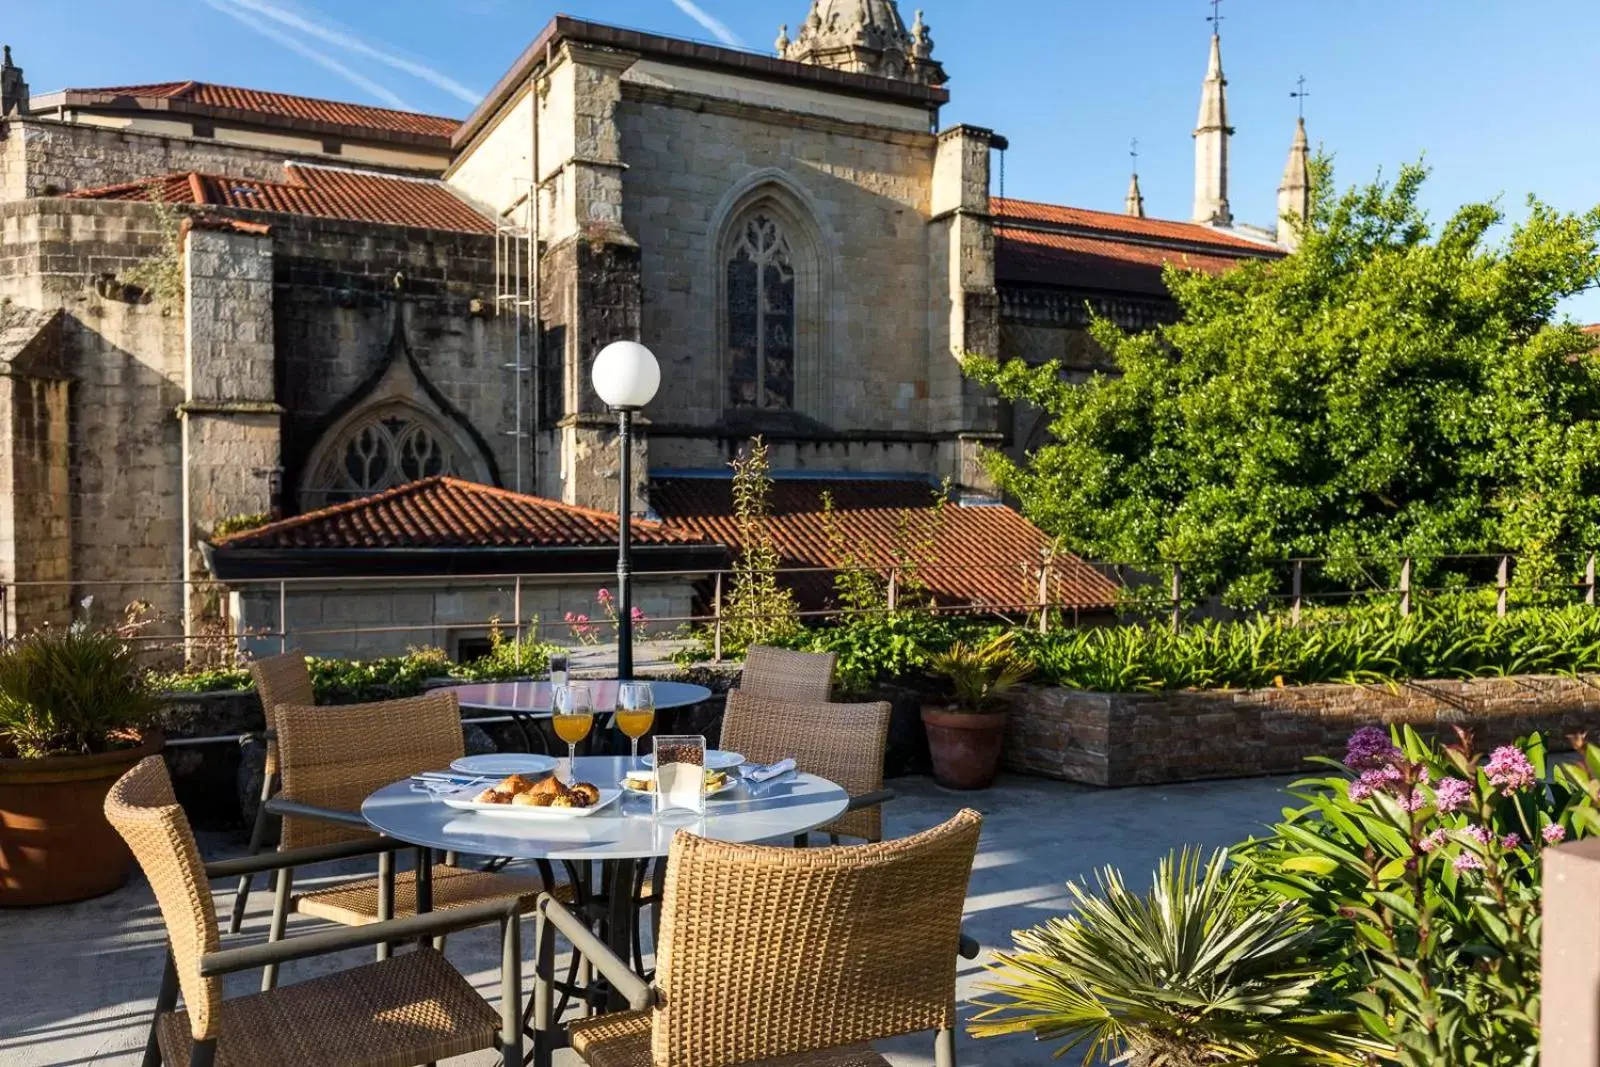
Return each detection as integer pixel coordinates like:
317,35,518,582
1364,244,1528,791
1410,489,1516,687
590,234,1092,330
739,645,837,702
536,809,983,1067
721,690,891,842
260,691,550,989
106,756,524,1067
226,653,316,934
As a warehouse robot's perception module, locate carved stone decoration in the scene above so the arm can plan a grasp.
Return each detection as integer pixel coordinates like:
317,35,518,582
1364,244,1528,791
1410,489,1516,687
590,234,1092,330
777,0,946,86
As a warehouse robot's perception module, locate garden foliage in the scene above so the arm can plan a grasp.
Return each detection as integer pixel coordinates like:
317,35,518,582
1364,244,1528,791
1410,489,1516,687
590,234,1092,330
965,161,1600,606
0,623,160,757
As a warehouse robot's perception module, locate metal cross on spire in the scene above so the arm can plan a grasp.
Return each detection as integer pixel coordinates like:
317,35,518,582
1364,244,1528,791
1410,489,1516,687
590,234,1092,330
1129,137,1139,173
1207,0,1224,33
1291,74,1310,120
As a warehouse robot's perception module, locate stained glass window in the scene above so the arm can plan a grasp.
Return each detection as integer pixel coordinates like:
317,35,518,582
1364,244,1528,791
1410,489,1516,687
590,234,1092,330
726,214,796,410
304,405,462,508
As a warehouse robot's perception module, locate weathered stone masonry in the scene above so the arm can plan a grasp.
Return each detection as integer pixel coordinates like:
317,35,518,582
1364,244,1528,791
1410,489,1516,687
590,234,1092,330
1006,675,1600,787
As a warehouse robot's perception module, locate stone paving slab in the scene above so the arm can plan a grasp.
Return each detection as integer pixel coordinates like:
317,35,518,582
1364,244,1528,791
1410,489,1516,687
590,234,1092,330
0,772,1296,1066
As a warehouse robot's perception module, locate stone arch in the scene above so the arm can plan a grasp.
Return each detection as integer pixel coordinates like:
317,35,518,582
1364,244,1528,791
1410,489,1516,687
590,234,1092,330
298,393,493,510
710,173,835,421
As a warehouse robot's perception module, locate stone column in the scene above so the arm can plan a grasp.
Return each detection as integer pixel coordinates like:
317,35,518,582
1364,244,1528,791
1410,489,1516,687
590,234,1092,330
180,221,281,653
929,124,1002,495
1542,838,1600,1066
536,41,647,514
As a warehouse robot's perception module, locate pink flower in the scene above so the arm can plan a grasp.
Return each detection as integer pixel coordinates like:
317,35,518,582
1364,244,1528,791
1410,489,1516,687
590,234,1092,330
1420,828,1449,853
1484,745,1537,795
1500,833,1523,851
596,588,613,604
1433,777,1472,813
1345,727,1400,770
1398,788,1428,813
1461,824,1493,845
1453,852,1486,873
630,606,647,622
1543,824,1568,845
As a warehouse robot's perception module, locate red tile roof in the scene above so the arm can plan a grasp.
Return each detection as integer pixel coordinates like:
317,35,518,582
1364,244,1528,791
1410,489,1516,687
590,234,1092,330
992,196,1279,296
650,478,1119,613
55,80,459,141
215,477,703,551
65,163,493,234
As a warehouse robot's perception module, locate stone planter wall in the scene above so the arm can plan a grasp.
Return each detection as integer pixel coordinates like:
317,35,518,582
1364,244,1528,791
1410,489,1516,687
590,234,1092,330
1005,674,1600,787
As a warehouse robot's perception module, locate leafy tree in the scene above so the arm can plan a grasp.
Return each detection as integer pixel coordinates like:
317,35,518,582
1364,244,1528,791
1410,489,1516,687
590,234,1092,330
965,161,1600,606
723,436,801,650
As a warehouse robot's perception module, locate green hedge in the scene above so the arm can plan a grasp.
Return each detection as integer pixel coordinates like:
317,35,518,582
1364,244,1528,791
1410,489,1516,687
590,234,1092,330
152,638,556,701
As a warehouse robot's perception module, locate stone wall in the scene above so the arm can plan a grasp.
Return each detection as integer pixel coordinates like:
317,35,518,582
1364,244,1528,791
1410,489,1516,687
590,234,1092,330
616,88,938,438
2,118,319,200
231,574,697,660
0,198,188,628
1005,675,1600,787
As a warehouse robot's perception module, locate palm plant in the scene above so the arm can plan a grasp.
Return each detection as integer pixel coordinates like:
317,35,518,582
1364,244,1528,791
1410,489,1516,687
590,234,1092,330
0,624,160,758
928,631,1033,712
971,848,1371,1066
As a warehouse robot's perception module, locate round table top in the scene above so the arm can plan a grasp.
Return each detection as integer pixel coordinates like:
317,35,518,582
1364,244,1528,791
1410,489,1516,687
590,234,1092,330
439,680,713,715
361,755,850,862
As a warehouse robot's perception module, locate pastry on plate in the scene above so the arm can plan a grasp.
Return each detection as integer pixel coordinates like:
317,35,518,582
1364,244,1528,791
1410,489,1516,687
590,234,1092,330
474,788,512,804
569,782,600,806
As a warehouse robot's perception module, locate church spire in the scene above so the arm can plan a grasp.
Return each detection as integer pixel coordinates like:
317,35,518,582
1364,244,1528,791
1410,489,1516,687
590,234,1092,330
1191,9,1233,227
0,45,29,119
1277,115,1311,249
1125,139,1145,218
778,1,946,85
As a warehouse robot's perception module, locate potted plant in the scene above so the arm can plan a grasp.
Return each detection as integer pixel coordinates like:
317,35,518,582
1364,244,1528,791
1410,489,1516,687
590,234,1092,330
0,623,162,905
921,633,1032,789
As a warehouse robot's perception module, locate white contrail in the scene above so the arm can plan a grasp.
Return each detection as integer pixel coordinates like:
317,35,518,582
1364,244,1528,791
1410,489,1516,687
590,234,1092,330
200,0,416,110
671,0,745,48
225,0,482,106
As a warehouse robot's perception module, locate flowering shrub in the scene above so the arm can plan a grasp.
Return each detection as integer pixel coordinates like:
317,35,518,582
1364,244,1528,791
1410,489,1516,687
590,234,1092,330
1242,725,1600,1065
593,587,651,639
564,611,601,645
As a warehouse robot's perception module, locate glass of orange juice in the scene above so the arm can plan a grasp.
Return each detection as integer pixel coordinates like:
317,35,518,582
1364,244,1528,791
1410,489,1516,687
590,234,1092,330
615,682,656,768
552,682,594,781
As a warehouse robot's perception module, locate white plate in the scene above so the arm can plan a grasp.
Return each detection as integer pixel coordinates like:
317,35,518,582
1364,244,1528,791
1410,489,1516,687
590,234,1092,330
621,774,741,798
641,749,745,770
449,754,559,776
441,787,622,819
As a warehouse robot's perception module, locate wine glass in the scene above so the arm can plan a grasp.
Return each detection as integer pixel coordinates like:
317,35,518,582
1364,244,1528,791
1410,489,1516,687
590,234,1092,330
552,682,594,782
615,682,656,769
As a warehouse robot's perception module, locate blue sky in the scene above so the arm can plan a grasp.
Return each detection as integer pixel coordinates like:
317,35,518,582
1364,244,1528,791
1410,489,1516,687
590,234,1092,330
7,0,1598,320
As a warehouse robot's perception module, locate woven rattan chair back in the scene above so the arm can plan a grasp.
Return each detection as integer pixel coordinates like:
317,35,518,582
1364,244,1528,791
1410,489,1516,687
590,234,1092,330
274,692,464,849
652,808,982,1066
104,756,224,1042
249,653,314,778
739,645,837,702
721,690,889,841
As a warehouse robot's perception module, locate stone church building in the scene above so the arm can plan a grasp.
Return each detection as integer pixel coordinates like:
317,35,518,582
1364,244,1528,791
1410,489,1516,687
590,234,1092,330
0,2,1309,654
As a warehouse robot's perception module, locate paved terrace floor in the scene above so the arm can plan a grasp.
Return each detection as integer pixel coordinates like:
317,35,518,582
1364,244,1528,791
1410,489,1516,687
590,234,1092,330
0,772,1297,1066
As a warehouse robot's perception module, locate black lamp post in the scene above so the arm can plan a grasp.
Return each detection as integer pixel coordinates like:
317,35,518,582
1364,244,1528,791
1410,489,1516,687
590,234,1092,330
591,340,661,681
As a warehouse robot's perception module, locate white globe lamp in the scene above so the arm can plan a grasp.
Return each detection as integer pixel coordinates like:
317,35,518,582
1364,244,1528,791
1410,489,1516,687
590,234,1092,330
590,340,661,680
592,340,660,410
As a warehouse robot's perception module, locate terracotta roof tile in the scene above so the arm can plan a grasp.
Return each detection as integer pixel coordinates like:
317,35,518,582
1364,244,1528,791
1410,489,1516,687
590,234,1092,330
992,196,1279,295
61,80,459,140
650,478,1118,613
65,163,493,234
216,477,703,551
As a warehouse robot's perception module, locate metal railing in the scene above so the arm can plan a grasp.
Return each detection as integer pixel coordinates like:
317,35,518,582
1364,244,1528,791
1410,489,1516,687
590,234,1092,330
3,551,1596,664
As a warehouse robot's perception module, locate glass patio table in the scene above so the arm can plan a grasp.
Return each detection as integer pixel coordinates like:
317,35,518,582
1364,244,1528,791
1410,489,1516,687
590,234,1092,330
437,680,713,755
360,756,849,1009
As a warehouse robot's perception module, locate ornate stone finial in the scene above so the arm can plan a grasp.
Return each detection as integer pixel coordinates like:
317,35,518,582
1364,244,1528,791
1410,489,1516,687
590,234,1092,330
910,9,933,60
775,24,791,56
783,1,945,86
2,45,12,69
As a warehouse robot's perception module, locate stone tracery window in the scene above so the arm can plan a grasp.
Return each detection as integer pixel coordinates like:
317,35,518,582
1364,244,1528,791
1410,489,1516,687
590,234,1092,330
303,405,464,509
726,214,797,410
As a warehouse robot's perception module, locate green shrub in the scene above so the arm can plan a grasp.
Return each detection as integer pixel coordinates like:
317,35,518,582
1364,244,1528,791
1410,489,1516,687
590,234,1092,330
1018,599,1600,692
786,611,979,693
973,848,1372,1065
927,631,1033,711
0,626,161,758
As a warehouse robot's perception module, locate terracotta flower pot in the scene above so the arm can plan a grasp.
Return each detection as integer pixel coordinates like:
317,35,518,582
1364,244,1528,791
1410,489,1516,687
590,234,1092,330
921,706,1008,790
0,733,164,907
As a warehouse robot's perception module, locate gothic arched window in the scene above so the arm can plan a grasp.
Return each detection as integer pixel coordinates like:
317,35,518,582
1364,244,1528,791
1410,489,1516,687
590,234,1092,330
301,404,466,509
726,214,797,410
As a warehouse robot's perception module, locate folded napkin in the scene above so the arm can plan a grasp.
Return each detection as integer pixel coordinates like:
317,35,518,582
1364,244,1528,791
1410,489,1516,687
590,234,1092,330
745,758,796,783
